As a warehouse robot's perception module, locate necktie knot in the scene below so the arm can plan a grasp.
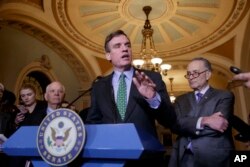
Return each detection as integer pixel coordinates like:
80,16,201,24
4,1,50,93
120,73,125,80
196,92,203,102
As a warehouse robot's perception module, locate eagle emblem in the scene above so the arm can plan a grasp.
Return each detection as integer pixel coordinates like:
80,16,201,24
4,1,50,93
47,121,72,150
37,108,85,166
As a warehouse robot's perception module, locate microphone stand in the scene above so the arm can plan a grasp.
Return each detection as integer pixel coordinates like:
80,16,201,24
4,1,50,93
66,76,103,108
66,87,92,108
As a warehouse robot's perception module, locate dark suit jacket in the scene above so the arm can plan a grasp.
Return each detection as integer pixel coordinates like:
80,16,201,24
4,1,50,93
169,87,235,167
18,100,47,126
86,69,176,138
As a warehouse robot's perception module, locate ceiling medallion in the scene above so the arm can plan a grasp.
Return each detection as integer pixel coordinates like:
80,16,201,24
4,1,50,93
53,0,248,57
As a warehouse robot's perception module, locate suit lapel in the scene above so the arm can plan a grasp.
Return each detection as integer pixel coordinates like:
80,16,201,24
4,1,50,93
198,87,214,105
105,69,147,121
185,93,198,117
124,81,140,120
103,74,120,118
194,87,215,117
124,69,144,121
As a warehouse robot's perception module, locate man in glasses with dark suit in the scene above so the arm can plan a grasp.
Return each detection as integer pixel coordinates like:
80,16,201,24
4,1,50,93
169,57,234,167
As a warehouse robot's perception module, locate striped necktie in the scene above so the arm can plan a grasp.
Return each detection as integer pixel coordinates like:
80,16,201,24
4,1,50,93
117,73,127,120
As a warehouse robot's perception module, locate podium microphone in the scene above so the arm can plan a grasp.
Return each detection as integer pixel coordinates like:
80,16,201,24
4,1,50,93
66,76,103,108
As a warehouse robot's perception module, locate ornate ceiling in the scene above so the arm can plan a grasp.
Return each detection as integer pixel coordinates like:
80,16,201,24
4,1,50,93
53,0,248,60
0,0,249,93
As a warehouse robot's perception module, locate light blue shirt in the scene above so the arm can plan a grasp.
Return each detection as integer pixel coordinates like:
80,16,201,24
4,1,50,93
112,67,161,109
195,85,209,101
113,68,133,103
46,107,56,115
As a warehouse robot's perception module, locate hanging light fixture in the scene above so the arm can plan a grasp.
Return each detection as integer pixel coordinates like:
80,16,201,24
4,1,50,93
169,77,176,103
133,6,172,75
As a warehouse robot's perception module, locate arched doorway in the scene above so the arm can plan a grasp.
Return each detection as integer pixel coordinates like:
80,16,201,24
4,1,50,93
21,71,51,101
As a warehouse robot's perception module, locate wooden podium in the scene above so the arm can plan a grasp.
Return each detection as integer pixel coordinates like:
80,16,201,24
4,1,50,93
3,123,165,166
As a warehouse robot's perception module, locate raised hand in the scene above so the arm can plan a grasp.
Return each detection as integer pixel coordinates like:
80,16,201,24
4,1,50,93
132,70,156,99
15,105,28,125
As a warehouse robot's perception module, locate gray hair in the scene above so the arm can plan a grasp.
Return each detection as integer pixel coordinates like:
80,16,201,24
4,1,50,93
191,57,212,71
46,81,65,93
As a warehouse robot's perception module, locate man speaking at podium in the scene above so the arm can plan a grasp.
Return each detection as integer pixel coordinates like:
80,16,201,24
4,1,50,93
86,30,176,166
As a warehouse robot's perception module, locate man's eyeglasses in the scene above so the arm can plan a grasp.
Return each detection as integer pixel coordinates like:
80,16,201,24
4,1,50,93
184,70,208,79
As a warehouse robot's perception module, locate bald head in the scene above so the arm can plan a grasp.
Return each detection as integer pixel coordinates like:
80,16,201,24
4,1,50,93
44,81,65,109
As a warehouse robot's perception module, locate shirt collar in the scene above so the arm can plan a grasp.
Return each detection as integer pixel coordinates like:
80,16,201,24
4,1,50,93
47,106,56,114
114,67,134,81
195,85,209,95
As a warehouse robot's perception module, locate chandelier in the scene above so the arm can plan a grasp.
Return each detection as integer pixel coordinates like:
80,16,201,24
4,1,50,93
133,6,172,75
169,77,176,103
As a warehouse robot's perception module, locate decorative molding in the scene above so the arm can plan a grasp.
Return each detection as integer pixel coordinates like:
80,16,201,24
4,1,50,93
53,0,248,58
167,0,248,56
14,61,56,100
0,0,44,10
0,20,90,85
38,54,52,70
54,0,103,54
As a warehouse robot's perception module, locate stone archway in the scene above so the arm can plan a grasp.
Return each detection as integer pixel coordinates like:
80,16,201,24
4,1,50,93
14,55,57,102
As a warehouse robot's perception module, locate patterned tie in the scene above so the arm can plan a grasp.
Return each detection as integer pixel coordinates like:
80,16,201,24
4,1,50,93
117,73,127,120
196,92,203,103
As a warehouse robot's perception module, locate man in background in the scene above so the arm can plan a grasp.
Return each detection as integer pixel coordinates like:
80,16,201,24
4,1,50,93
44,81,65,114
169,57,234,167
